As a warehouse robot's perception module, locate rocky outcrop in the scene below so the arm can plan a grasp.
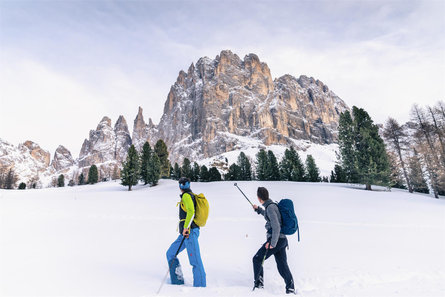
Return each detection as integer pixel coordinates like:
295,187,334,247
22,140,51,167
51,145,74,171
155,50,349,163
78,116,116,168
114,115,132,163
0,139,51,187
1,50,351,187
76,115,133,182
132,107,156,152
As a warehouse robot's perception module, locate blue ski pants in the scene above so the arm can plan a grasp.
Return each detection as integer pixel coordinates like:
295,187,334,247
166,228,206,287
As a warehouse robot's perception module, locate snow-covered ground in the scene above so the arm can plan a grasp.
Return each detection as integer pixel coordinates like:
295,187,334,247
1,180,444,297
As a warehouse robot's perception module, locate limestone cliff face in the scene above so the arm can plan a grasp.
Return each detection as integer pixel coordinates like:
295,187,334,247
77,115,132,180
155,50,349,163
131,107,156,152
22,140,51,167
51,145,74,171
2,50,351,187
0,139,51,187
114,115,132,163
78,116,116,168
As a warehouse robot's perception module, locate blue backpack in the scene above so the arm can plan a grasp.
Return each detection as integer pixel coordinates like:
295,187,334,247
267,199,300,241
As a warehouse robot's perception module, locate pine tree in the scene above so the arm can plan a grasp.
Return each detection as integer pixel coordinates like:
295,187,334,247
256,149,268,180
191,162,200,182
78,173,85,185
280,148,294,181
408,149,429,194
87,165,98,184
18,182,26,190
58,174,65,187
265,150,280,180
280,147,305,181
338,110,358,183
121,145,140,191
354,107,390,190
292,153,305,182
305,155,321,182
154,139,170,178
237,152,252,180
330,164,346,183
147,153,161,186
200,165,209,182
208,167,221,181
338,107,390,190
181,158,192,179
140,142,152,185
226,163,242,180
173,163,181,180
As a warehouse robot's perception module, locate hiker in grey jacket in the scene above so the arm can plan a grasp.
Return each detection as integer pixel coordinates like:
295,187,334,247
252,187,295,294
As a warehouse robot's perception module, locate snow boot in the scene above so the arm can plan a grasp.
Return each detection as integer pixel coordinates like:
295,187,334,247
169,258,184,285
252,276,264,291
286,288,297,294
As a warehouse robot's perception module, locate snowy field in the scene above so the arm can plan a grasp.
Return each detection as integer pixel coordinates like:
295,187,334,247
1,180,444,297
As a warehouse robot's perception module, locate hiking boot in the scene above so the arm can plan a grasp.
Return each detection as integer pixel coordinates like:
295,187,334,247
252,276,264,291
252,283,264,291
286,288,297,294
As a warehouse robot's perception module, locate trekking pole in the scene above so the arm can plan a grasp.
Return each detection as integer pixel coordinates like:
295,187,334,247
262,243,270,265
157,235,187,295
234,183,254,206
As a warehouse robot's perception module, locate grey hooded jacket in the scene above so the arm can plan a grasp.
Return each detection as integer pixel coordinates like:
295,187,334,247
256,199,286,247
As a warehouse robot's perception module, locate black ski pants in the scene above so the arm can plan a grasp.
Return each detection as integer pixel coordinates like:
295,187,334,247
253,237,294,290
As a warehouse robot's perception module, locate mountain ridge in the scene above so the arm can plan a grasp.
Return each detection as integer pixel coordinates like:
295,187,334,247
0,50,349,187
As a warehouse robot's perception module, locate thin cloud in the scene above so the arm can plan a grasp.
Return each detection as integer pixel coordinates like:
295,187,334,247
0,0,444,157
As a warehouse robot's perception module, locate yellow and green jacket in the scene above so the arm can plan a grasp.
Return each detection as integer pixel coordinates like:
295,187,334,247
178,189,198,234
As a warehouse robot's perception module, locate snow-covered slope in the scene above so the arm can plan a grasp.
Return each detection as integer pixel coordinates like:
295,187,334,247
1,181,444,297
0,138,50,187
199,138,338,177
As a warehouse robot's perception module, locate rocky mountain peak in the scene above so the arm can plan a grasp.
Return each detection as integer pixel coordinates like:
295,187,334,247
114,115,129,132
2,50,351,187
51,145,74,171
97,116,112,129
132,106,151,151
114,115,131,163
22,140,51,167
155,50,349,163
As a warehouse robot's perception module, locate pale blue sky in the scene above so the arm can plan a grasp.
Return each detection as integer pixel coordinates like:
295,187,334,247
1,0,444,156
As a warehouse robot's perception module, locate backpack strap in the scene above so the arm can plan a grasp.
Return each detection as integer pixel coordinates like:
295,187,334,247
264,201,282,230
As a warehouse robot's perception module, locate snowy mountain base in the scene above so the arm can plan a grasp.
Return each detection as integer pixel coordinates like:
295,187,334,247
1,180,444,297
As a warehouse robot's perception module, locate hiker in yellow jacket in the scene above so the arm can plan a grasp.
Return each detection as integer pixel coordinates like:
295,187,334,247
166,177,206,287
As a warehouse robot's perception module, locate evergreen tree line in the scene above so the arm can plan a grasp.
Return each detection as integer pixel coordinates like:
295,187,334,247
171,148,323,183
254,148,321,182
171,158,222,182
382,101,445,198
121,139,170,191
